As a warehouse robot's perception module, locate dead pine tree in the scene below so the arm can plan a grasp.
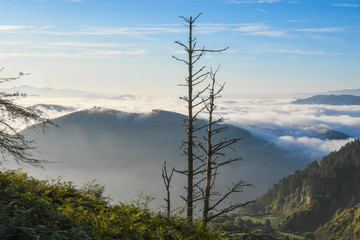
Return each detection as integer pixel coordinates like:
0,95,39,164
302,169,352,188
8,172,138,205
199,67,255,227
161,160,175,218
172,13,228,222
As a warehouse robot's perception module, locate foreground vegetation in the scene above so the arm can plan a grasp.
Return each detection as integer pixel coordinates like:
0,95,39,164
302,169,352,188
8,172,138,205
0,169,223,239
0,169,283,240
3,138,360,239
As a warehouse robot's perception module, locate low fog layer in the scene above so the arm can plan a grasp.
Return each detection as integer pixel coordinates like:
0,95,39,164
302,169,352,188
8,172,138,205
13,107,306,207
6,95,357,208
19,95,358,161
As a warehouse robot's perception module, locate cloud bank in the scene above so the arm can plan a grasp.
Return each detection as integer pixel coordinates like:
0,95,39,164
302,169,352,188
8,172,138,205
18,96,359,163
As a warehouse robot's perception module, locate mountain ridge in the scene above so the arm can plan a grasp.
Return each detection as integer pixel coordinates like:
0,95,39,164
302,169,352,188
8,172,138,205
19,107,310,205
292,94,360,105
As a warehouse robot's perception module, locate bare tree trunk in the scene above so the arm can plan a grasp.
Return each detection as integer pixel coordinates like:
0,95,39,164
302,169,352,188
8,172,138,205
203,73,215,226
186,16,194,221
173,13,228,223
200,68,255,227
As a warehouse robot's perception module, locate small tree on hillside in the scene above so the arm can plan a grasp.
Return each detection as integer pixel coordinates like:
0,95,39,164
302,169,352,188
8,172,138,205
161,160,175,218
0,68,53,167
172,13,228,222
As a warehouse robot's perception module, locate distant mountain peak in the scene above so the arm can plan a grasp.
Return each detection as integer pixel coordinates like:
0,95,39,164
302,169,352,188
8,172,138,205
327,88,360,96
0,85,111,99
292,94,360,105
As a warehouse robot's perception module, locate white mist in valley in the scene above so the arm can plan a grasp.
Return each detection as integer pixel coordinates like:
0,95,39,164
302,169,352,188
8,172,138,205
18,95,359,158
7,94,358,206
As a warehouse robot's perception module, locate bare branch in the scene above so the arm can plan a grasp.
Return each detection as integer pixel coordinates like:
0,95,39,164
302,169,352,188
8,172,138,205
174,40,189,51
207,199,256,222
172,55,189,65
193,46,229,53
208,181,253,212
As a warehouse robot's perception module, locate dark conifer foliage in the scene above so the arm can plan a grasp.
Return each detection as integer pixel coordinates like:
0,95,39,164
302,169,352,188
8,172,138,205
0,69,53,166
247,139,360,234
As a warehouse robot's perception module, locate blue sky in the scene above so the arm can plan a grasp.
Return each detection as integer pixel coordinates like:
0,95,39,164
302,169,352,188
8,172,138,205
0,0,359,96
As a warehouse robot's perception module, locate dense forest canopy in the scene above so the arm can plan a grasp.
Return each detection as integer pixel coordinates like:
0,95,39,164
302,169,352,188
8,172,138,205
246,139,360,238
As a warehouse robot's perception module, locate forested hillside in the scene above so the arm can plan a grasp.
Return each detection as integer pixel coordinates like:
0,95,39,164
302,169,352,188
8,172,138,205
246,139,360,238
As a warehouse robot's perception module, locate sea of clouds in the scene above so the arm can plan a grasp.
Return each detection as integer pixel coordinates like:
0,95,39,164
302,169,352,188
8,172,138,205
3,94,357,205
18,95,359,163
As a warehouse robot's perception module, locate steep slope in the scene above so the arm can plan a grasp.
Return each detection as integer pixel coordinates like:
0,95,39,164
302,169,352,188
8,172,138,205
314,203,360,240
247,140,360,234
19,108,309,205
292,94,360,105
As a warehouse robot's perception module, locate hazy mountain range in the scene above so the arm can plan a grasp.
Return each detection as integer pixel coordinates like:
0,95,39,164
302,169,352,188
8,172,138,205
327,89,360,96
2,85,357,207
16,107,306,205
1,85,135,100
3,85,360,100
292,94,360,105
12,104,352,208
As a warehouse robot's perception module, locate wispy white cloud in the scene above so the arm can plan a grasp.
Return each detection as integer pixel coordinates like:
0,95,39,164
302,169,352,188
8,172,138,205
296,27,345,33
49,41,119,48
250,43,343,55
0,41,137,51
252,47,342,56
195,26,226,34
235,23,268,32
332,3,359,7
254,8,269,13
288,19,310,23
234,23,286,37
86,49,147,56
246,30,287,37
0,25,187,36
0,23,288,37
0,25,33,31
71,26,188,35
305,34,334,40
37,25,55,30
0,49,146,59
228,0,281,3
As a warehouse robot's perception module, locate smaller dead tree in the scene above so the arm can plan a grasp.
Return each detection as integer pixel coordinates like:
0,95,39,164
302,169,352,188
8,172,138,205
199,67,254,227
161,160,175,218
